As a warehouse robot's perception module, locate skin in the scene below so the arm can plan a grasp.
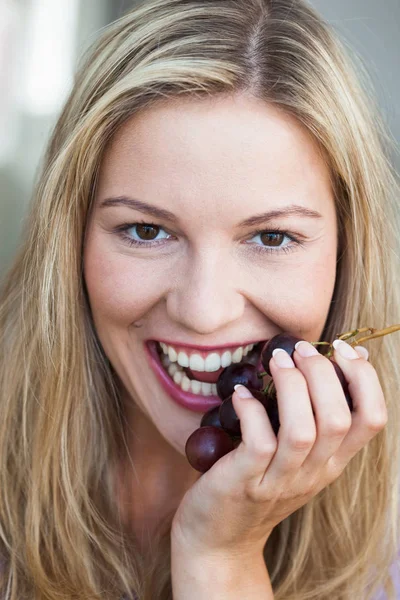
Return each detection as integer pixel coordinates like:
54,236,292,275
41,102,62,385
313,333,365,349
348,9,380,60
83,94,387,574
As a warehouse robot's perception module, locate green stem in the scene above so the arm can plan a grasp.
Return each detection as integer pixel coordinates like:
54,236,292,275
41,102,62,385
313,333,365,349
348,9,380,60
263,379,275,396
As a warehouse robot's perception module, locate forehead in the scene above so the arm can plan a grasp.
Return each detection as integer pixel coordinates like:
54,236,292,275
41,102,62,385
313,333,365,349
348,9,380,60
96,94,334,215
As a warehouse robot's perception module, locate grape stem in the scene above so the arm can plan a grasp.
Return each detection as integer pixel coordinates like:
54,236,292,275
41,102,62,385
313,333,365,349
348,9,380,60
256,324,399,390
315,324,400,359
263,379,275,396
346,324,400,344
257,371,274,396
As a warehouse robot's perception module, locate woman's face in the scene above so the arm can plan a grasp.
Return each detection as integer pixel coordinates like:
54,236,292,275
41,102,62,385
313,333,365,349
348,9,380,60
83,94,338,455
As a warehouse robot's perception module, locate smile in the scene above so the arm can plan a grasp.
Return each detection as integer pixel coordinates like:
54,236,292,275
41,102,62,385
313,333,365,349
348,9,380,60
144,340,264,413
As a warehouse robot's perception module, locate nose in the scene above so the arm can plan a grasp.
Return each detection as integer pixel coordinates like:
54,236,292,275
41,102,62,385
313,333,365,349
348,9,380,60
165,248,246,336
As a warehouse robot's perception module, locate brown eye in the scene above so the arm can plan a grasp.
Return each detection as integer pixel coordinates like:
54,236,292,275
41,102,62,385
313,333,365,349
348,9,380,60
260,232,285,247
135,224,160,240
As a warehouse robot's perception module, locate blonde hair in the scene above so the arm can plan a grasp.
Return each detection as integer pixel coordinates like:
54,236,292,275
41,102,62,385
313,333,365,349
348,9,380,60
0,0,399,598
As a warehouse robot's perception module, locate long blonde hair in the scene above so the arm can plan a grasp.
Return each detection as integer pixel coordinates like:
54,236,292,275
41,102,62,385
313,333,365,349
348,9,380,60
1,0,399,598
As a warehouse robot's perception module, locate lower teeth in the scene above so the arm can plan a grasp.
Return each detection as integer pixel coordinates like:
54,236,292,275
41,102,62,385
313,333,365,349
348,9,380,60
160,352,218,396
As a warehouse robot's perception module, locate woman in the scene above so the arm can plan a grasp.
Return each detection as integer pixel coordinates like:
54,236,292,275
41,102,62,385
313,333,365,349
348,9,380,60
0,0,399,598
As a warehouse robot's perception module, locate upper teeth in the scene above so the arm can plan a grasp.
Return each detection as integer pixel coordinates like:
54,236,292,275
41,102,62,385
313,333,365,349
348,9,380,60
158,342,255,372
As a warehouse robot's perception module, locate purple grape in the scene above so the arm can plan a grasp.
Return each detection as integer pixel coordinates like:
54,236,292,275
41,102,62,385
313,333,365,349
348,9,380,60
219,388,280,437
185,426,234,473
261,333,302,376
261,388,280,436
200,405,223,428
216,362,262,401
251,388,272,404
219,394,240,435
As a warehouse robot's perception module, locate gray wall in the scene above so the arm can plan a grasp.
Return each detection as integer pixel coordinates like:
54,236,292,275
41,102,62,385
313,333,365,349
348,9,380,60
312,0,400,167
0,0,399,280
110,0,400,161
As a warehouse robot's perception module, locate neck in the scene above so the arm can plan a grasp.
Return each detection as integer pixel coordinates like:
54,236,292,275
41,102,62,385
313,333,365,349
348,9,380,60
116,398,200,553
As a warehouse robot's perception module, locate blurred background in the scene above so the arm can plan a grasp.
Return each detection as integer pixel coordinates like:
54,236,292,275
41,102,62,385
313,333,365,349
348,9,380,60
0,0,399,280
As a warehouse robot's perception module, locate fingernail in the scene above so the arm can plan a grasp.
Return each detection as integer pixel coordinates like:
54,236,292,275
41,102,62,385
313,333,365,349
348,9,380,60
332,339,359,360
354,345,369,360
272,348,295,368
294,340,319,357
234,384,253,398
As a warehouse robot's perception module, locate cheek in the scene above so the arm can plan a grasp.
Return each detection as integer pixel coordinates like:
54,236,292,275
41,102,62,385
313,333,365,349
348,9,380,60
83,241,169,328
262,249,337,337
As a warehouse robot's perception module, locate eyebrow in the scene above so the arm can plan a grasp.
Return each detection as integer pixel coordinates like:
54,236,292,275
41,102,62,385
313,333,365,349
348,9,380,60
99,195,323,227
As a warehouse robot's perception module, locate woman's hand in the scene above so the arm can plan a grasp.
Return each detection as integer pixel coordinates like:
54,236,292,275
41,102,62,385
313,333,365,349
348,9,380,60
171,340,387,561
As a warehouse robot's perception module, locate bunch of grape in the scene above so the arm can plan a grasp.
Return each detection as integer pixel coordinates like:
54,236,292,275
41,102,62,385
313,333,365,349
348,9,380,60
185,325,400,473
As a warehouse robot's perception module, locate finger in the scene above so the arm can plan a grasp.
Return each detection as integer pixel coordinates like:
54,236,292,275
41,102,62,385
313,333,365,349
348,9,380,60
260,349,316,482
291,341,352,469
354,345,369,360
328,340,387,466
228,385,277,485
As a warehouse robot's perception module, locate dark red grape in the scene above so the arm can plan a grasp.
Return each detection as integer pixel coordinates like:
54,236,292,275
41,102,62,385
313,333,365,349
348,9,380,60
219,394,240,435
330,360,353,411
261,333,302,376
216,362,262,401
247,387,280,436
244,348,262,367
261,388,280,436
200,405,224,428
219,388,280,437
250,388,270,404
185,426,234,473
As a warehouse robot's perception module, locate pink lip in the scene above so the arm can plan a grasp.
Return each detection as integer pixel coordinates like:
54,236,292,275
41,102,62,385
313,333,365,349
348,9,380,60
144,341,224,413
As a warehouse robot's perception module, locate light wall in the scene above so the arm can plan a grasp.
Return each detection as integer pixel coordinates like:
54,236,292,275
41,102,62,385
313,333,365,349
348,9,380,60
0,0,110,279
